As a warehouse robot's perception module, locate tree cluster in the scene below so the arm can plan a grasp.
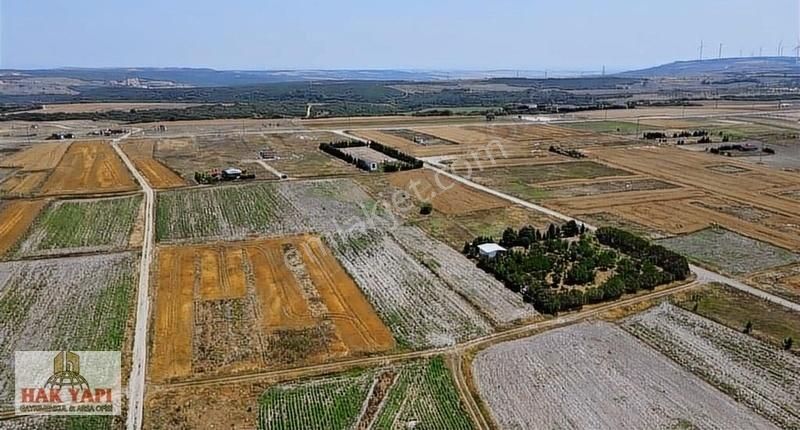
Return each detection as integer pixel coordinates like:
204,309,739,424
463,225,689,315
595,227,690,281
643,132,668,140
548,145,586,159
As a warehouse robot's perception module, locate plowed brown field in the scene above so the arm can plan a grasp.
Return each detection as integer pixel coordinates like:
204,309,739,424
40,141,138,195
149,235,394,383
388,169,508,214
0,199,47,255
0,142,70,171
122,140,186,188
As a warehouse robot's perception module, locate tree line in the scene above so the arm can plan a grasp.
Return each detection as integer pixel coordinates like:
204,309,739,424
319,140,423,172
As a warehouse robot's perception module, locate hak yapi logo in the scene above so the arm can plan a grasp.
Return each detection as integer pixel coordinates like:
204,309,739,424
17,351,115,414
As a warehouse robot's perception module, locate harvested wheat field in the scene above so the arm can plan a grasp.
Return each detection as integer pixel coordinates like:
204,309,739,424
40,141,137,195
0,142,70,171
150,234,394,383
588,146,800,216
473,322,775,429
0,199,48,256
464,123,591,141
388,169,508,214
122,139,186,188
0,171,49,196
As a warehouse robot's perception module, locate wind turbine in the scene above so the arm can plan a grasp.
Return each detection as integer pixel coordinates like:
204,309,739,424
699,40,704,60
718,43,723,59
779,40,784,56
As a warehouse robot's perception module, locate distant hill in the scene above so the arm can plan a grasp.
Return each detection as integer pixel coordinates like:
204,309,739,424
619,57,800,78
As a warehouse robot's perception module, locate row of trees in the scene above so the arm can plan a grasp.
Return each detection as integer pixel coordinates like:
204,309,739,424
595,227,690,281
319,140,423,172
318,141,374,172
368,141,424,169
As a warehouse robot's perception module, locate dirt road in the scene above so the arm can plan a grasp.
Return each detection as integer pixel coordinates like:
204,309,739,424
111,129,154,430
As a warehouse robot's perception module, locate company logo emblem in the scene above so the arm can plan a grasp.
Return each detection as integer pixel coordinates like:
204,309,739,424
15,351,121,416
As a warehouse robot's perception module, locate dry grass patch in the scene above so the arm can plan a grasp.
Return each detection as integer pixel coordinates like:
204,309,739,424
388,169,508,215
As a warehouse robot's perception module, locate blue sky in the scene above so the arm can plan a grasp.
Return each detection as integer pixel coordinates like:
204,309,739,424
0,0,796,70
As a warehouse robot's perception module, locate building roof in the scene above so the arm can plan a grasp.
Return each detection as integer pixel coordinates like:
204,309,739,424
223,167,243,175
477,243,506,254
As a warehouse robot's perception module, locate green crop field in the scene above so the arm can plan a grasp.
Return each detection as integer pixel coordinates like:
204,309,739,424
256,358,473,430
258,370,376,430
15,195,142,257
156,182,291,242
373,357,473,430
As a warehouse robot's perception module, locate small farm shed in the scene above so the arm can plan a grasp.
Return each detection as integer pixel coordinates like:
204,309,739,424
222,167,243,179
478,243,506,259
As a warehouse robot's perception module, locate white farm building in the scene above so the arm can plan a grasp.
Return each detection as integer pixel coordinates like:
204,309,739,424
477,243,506,259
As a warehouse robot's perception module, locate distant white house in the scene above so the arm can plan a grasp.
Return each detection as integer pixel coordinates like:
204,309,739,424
477,243,506,259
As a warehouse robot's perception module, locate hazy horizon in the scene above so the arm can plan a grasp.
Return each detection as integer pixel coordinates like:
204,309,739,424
1,0,797,71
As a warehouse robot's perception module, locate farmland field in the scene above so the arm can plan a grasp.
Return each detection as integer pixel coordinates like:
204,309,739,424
560,120,641,134
122,139,186,188
15,195,142,257
150,235,393,382
258,370,376,430
473,321,775,429
624,303,800,428
657,228,800,275
675,283,800,350
387,169,509,214
153,132,350,180
326,230,492,348
0,171,49,196
390,226,537,325
0,253,137,413
749,263,800,304
586,145,800,250
0,199,48,256
0,142,70,171
541,177,678,199
156,179,384,242
258,358,474,430
464,123,591,141
40,141,138,195
462,161,634,202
